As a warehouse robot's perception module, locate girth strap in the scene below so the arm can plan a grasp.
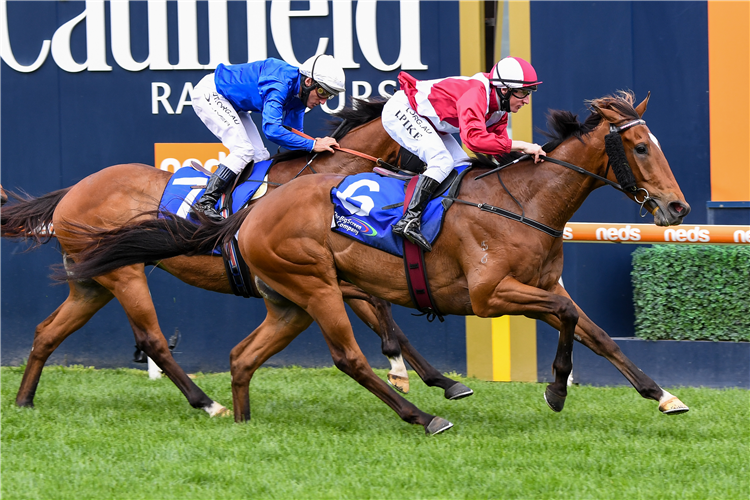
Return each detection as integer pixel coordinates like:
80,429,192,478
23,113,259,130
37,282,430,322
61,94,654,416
402,176,444,322
221,237,260,298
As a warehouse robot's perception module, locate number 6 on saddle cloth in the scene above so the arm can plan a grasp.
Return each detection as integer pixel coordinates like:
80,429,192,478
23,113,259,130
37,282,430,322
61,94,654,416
331,166,466,320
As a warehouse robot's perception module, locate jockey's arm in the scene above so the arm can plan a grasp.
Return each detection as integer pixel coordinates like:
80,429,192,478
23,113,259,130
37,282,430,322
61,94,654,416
457,88,512,155
261,86,315,151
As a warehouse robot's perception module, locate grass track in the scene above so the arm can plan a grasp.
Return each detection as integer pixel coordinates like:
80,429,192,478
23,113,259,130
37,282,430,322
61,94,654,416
2,365,748,499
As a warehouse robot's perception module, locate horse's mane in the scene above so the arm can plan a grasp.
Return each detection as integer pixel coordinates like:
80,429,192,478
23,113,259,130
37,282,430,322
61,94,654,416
480,91,640,168
271,98,387,163
543,90,640,151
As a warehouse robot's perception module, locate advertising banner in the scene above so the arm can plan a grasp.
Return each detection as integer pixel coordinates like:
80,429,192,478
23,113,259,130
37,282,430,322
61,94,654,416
1,0,466,372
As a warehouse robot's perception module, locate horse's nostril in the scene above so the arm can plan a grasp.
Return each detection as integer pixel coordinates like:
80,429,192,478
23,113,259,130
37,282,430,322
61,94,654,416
669,201,690,217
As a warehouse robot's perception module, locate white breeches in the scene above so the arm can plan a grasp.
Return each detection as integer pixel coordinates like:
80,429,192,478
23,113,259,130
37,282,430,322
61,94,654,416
381,91,470,183
192,74,271,175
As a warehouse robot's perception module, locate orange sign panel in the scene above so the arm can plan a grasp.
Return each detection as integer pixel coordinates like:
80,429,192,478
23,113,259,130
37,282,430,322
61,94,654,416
563,223,750,245
154,143,230,173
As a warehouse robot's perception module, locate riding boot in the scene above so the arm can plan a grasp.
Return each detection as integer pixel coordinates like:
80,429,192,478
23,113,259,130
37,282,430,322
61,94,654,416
190,164,237,222
392,174,440,252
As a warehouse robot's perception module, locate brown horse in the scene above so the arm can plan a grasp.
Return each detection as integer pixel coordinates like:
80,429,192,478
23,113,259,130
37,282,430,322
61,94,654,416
63,92,691,434
0,100,471,416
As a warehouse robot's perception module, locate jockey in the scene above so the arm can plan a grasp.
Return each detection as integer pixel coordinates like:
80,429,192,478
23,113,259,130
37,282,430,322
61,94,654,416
381,56,546,251
191,55,346,221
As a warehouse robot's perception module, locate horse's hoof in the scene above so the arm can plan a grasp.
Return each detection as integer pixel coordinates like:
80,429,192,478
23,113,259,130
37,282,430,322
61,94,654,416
659,396,689,415
445,382,474,400
425,416,453,436
387,373,410,394
213,406,232,418
544,387,566,412
205,402,231,417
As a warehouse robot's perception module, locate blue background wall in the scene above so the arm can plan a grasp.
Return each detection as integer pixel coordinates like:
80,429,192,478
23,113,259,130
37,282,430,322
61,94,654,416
2,1,713,376
529,1,710,350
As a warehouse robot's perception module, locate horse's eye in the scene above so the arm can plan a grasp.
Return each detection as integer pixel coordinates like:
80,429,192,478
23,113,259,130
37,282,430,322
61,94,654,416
635,144,648,155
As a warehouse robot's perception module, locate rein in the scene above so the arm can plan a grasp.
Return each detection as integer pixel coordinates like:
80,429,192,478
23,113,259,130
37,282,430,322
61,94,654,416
287,127,399,173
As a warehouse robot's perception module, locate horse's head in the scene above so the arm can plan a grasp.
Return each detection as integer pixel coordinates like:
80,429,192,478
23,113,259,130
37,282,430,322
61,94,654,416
590,92,690,226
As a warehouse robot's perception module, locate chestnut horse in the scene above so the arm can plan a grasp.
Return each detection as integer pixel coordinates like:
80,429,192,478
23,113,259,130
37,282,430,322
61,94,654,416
1,100,471,416
63,92,691,434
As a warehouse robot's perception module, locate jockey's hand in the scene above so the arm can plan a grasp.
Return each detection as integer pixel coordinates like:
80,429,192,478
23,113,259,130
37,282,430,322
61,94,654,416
512,140,547,164
312,136,339,153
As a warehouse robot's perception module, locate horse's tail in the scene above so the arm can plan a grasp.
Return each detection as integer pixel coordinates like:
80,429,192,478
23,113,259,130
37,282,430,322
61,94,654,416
0,187,72,247
55,208,252,282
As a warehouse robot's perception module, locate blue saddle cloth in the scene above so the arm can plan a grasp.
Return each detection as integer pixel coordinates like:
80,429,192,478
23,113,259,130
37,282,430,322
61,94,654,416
159,160,273,255
159,160,273,219
330,165,468,257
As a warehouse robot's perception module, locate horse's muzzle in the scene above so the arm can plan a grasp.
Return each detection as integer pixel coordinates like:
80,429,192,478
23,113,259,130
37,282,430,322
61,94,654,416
654,199,691,226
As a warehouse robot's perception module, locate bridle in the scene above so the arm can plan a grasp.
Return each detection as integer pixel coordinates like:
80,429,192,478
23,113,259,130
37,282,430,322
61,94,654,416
476,117,661,218
604,118,660,217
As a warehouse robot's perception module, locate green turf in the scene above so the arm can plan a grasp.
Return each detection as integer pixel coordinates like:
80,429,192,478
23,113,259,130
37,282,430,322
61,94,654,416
2,365,748,499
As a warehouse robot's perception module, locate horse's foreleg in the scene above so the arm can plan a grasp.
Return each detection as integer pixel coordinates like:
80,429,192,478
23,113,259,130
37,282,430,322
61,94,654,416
95,266,228,417
229,293,314,423
472,277,577,412
16,278,113,407
551,284,689,414
307,289,452,435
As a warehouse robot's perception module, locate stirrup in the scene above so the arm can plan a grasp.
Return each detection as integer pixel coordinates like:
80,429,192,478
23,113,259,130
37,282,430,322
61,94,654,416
402,220,432,252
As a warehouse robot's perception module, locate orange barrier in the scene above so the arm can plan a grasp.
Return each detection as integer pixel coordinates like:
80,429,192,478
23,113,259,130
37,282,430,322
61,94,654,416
562,223,750,245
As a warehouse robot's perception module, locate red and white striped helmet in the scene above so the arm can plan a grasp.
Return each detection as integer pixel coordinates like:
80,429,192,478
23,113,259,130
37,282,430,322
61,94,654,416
490,56,542,90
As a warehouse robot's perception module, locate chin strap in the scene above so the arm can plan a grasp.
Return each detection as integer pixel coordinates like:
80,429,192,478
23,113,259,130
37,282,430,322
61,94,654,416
299,77,315,105
495,87,511,112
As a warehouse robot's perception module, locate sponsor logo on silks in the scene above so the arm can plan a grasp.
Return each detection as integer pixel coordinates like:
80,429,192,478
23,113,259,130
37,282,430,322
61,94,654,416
349,217,378,236
334,213,378,237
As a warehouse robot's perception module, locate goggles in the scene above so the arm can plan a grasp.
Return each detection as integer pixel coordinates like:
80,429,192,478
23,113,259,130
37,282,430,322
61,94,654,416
509,87,534,99
315,85,336,100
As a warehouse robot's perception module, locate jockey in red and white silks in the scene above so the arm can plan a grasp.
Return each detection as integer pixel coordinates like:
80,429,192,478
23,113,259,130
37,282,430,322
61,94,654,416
382,56,546,251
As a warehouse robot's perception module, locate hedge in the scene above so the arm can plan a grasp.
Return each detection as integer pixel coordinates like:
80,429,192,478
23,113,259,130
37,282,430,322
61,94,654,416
631,245,750,342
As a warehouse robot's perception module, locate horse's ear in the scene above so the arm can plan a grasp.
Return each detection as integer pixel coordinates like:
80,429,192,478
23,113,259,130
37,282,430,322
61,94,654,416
635,91,651,117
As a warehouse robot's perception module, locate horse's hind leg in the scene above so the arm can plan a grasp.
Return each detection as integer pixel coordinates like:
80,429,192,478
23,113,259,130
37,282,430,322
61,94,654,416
342,287,472,399
388,323,473,400
230,291,314,422
340,285,410,392
551,284,688,414
16,278,113,407
94,266,228,416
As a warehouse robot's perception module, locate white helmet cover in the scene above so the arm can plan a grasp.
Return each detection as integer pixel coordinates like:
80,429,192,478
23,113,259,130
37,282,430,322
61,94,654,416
490,56,542,89
299,54,346,95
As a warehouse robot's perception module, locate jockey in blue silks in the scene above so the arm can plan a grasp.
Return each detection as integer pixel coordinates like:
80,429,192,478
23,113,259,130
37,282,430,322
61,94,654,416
191,55,346,221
